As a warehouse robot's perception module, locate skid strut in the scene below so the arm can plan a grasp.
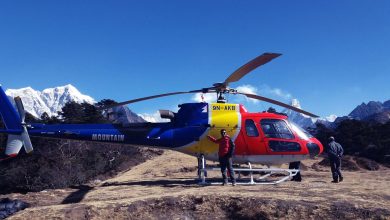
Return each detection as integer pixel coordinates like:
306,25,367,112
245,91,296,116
197,154,207,184
198,161,299,185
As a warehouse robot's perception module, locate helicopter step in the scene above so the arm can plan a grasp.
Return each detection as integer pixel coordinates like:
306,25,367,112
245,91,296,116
196,155,299,185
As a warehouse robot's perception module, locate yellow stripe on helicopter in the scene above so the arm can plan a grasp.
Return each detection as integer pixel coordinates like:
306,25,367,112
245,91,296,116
179,103,241,155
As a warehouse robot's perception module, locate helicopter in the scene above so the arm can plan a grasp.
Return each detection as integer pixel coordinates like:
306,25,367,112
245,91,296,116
0,53,323,184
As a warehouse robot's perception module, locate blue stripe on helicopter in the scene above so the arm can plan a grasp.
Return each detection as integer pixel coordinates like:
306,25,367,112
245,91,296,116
27,103,209,148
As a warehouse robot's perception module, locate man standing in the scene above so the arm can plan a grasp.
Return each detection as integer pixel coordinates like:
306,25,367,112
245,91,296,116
328,136,344,183
207,129,236,186
289,161,302,182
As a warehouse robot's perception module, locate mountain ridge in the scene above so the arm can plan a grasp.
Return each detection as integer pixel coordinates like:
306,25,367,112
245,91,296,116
285,99,390,129
283,99,335,128
5,85,145,124
348,101,390,123
5,84,95,118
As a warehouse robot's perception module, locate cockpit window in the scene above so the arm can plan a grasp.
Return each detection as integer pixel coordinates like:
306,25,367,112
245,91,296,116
245,119,259,137
289,121,313,140
260,119,294,139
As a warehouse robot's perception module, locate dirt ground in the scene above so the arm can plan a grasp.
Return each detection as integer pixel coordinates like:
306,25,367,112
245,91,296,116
6,150,390,219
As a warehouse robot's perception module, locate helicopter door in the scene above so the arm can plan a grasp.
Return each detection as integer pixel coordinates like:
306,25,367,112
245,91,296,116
242,119,267,155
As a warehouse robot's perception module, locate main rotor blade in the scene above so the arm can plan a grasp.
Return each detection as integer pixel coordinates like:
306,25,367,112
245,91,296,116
237,92,319,118
224,53,282,86
102,90,203,109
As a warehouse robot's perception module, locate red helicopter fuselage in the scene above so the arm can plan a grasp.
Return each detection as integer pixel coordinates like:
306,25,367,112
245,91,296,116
174,102,323,165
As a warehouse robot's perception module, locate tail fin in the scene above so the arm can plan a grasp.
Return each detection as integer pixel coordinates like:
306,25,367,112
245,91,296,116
0,85,33,157
0,85,22,131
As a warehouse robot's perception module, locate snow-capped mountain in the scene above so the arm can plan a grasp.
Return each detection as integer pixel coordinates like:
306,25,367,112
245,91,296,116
283,99,336,129
5,84,146,124
348,100,390,124
285,98,390,129
138,111,169,123
106,106,146,124
5,84,95,118
283,99,317,128
41,85,95,116
348,101,384,120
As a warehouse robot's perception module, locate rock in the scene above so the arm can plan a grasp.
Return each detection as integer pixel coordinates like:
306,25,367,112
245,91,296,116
0,198,29,219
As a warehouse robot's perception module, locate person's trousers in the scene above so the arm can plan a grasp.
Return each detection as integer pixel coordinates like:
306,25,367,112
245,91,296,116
330,156,343,181
219,156,235,183
289,161,302,181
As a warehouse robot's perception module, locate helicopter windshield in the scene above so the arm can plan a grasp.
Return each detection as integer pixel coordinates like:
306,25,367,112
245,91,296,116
288,121,313,140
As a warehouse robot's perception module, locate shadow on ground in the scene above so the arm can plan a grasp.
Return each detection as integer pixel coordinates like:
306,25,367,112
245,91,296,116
61,185,94,204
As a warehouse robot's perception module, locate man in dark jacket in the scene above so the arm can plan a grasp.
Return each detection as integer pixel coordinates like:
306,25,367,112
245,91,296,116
328,136,344,183
207,129,236,186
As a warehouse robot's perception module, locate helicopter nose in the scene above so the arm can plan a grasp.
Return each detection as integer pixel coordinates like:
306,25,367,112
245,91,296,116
306,142,321,157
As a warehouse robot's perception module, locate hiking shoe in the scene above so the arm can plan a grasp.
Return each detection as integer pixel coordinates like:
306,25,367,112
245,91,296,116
339,177,343,182
331,180,339,183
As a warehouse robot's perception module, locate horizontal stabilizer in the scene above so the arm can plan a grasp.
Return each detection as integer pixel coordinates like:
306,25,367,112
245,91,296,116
5,135,23,156
4,129,32,156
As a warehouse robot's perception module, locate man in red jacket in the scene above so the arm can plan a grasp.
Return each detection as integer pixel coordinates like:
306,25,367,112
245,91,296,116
207,129,236,186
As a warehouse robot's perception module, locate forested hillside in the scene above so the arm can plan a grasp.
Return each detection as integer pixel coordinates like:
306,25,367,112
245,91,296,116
0,101,162,194
314,120,390,166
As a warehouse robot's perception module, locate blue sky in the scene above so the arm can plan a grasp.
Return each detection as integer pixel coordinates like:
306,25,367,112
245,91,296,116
1,1,389,119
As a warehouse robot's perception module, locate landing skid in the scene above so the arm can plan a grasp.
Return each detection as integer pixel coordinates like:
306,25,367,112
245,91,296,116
196,155,299,185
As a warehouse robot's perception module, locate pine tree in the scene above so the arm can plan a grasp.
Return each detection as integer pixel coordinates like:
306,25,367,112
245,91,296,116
40,112,61,124
58,101,109,124
59,101,85,124
96,99,118,122
81,103,107,123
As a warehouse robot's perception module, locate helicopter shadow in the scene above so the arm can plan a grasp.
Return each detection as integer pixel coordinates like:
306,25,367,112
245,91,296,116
61,185,94,204
101,178,222,188
61,178,220,204
310,180,328,183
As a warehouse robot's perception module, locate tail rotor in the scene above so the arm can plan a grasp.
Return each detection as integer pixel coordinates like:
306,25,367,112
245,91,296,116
0,85,34,157
14,97,33,154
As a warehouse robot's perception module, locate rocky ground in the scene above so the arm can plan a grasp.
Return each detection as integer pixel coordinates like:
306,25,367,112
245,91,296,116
4,150,390,219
